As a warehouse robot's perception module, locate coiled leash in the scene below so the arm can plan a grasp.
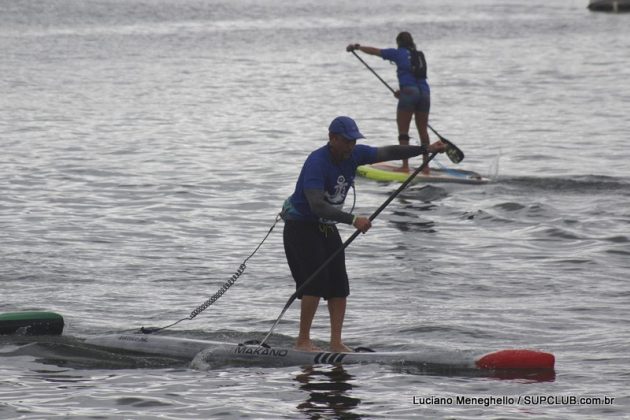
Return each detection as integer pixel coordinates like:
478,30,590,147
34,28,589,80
140,214,283,334
140,183,358,334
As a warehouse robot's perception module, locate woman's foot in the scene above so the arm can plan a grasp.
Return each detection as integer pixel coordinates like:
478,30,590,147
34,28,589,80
394,166,410,173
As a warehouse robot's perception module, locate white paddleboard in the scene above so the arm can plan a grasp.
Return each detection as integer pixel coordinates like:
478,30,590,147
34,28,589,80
85,334,554,371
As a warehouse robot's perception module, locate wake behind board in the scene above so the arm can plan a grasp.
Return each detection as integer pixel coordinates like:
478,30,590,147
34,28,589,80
357,163,489,185
85,334,554,372
0,311,64,336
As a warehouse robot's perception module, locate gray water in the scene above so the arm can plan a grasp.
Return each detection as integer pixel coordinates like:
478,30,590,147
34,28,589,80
1,0,629,418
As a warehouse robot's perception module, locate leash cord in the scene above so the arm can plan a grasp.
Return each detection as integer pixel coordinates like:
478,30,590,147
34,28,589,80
140,214,282,334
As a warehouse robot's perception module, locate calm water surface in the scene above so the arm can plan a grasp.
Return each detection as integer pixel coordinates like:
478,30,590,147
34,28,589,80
1,0,629,418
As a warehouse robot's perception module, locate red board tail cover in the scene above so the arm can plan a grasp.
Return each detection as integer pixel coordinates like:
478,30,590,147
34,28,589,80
476,349,555,370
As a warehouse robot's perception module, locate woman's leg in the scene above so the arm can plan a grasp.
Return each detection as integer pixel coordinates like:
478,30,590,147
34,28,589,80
414,111,430,174
396,110,414,171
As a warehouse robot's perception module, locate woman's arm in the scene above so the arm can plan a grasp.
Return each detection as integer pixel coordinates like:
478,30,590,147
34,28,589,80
346,44,381,56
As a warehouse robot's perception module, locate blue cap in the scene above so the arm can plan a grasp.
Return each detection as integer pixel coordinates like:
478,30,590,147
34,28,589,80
328,116,365,141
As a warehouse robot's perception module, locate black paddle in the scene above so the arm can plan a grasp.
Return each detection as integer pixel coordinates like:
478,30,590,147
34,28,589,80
349,50,464,164
259,139,464,347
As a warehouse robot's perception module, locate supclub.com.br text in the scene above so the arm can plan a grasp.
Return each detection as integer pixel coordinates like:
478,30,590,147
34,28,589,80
412,395,615,407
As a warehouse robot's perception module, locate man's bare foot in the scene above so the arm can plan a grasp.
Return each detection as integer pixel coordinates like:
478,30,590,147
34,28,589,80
295,339,322,352
330,343,353,353
393,166,410,173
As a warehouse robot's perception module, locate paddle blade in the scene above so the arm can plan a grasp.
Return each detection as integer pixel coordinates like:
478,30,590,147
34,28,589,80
440,137,464,164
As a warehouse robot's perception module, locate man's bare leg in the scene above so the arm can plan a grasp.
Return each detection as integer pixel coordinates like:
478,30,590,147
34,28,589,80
295,295,322,351
328,297,352,352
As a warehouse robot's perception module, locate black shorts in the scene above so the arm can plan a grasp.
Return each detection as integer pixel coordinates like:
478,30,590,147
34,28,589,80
283,220,349,300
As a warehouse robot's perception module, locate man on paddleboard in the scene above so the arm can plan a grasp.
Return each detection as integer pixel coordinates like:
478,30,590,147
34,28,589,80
281,116,445,352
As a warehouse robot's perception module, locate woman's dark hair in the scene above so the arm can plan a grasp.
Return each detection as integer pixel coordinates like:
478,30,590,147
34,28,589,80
396,31,426,79
396,31,416,50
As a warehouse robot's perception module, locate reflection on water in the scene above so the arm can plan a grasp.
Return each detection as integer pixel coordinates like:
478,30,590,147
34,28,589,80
387,208,437,233
295,365,362,419
393,363,556,383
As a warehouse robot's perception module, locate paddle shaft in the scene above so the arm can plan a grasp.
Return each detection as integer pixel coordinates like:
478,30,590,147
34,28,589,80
350,50,447,142
259,151,438,347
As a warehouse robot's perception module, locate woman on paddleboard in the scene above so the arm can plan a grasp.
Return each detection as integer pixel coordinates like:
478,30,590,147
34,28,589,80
281,116,445,353
347,32,431,174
